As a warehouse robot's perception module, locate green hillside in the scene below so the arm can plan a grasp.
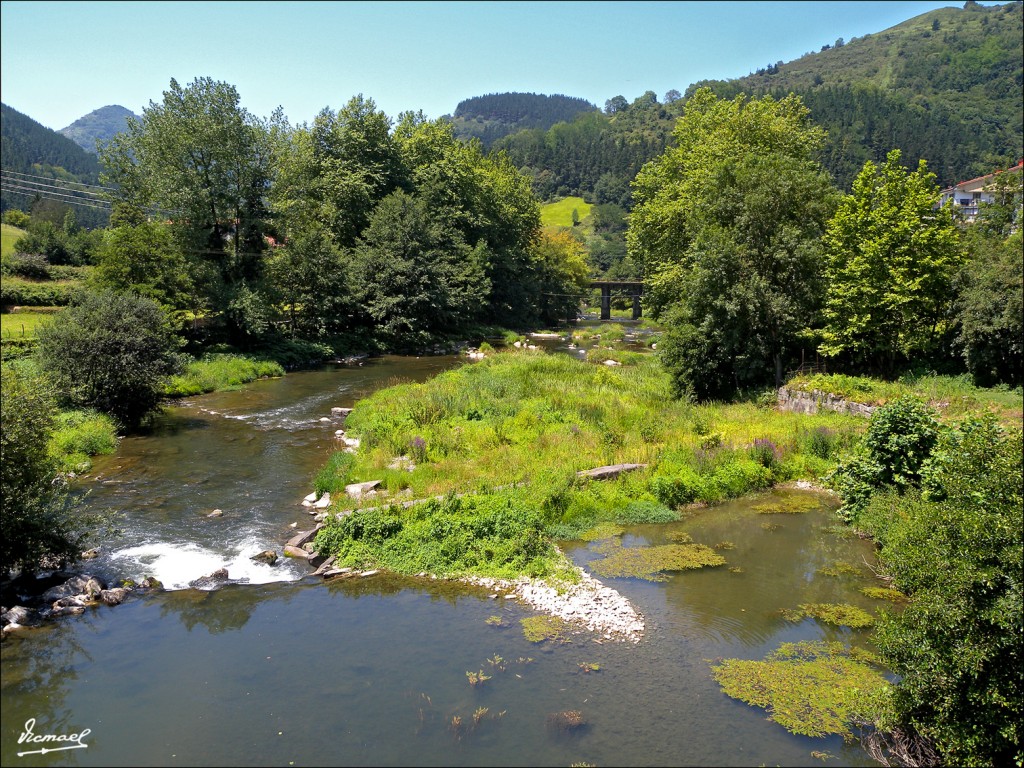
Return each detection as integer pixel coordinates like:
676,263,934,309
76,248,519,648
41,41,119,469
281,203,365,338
540,196,592,228
692,1,1023,188
491,1,1021,199
1,103,109,228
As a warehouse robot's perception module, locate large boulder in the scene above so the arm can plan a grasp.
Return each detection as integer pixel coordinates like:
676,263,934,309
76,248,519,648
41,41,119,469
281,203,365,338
188,568,229,590
345,480,381,499
250,550,278,565
100,588,129,606
41,575,104,603
1,605,42,628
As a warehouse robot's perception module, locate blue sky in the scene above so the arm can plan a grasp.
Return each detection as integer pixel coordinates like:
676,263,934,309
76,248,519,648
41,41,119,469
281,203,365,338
0,1,989,131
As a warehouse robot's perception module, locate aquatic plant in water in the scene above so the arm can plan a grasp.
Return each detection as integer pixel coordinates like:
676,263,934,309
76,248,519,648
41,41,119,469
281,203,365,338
577,662,600,673
710,641,888,739
817,561,863,577
466,669,492,686
781,603,875,628
521,615,572,644
588,543,726,581
547,710,586,731
860,586,907,602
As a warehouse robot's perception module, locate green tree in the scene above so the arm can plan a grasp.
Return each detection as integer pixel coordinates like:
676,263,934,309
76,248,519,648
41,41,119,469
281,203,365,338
100,77,280,341
394,114,541,324
271,96,404,251
349,190,489,346
93,214,194,312
0,364,83,574
859,417,1023,766
628,88,837,399
265,227,351,339
819,149,963,374
532,229,591,324
37,290,183,427
955,228,1023,386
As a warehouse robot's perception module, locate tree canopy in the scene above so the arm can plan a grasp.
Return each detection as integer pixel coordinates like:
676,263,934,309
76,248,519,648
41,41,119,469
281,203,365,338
628,88,837,399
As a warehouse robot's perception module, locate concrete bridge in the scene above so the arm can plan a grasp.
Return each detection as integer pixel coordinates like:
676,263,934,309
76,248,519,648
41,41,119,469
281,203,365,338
591,280,644,320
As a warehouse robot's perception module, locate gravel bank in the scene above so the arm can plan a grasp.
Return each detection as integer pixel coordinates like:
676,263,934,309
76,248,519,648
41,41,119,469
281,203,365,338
467,566,645,644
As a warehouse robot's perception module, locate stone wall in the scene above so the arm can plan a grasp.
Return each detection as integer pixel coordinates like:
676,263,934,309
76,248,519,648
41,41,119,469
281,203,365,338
777,387,877,418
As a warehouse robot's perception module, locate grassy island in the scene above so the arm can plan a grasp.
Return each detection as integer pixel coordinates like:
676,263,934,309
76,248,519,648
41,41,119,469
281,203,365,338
313,348,864,579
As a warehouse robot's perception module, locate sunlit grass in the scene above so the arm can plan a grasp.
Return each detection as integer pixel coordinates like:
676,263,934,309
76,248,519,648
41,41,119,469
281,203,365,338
165,353,285,396
540,196,592,228
787,372,1023,425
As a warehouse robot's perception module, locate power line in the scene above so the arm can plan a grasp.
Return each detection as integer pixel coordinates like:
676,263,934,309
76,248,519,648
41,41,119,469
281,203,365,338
0,174,111,203
1,169,119,193
0,182,112,211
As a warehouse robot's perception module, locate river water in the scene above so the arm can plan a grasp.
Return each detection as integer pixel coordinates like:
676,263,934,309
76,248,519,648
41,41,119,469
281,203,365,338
1,351,882,766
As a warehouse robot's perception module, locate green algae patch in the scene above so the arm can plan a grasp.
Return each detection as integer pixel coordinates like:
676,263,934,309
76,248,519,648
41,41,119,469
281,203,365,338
710,641,888,739
817,561,863,577
860,586,907,602
589,543,726,581
521,615,572,644
782,602,875,628
751,492,825,514
579,522,624,542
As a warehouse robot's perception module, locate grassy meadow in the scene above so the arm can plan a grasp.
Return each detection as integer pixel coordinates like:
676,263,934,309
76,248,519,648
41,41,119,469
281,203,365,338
540,196,592,228
1,223,26,259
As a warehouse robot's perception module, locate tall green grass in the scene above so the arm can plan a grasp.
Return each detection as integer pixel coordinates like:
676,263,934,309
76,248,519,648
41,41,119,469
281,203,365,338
314,349,866,578
48,408,119,473
1,223,26,259
165,354,285,397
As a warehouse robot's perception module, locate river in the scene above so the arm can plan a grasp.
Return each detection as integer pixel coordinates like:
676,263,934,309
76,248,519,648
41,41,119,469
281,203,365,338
1,350,882,766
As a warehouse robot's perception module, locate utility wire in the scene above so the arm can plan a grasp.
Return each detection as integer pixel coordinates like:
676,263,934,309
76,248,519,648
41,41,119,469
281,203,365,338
0,175,112,203
1,169,119,192
0,182,112,210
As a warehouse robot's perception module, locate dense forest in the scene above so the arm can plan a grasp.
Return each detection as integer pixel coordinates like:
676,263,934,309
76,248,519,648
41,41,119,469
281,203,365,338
447,92,597,148
0,103,109,228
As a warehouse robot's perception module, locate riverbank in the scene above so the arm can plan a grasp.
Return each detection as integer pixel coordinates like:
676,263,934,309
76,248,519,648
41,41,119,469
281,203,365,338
306,349,868,624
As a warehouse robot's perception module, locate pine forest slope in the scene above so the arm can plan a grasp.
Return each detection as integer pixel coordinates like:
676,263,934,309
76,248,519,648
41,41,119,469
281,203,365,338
491,1,1022,200
692,0,1023,188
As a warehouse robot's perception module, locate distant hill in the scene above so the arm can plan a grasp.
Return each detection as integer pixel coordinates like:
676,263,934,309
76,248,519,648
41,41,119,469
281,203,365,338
691,0,1023,188
60,104,137,154
448,92,598,148
1,103,108,227
491,1,1022,201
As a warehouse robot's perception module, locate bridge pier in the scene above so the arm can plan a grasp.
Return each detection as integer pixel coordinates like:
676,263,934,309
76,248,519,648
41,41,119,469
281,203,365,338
590,280,644,322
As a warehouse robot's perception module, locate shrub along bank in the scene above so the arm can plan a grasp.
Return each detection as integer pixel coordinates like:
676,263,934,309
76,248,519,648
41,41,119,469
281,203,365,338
313,349,866,578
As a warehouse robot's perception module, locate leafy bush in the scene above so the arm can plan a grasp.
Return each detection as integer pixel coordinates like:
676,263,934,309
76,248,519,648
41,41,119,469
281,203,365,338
1,363,95,573
0,277,79,307
3,252,50,279
48,409,118,473
830,397,940,520
315,492,557,579
861,417,1023,767
37,290,184,427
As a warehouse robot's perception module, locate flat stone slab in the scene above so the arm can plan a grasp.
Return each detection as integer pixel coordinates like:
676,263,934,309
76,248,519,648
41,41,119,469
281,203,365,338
345,480,381,498
576,463,647,481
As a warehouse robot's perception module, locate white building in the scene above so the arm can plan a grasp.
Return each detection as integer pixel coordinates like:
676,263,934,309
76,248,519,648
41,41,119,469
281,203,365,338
938,160,1023,222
